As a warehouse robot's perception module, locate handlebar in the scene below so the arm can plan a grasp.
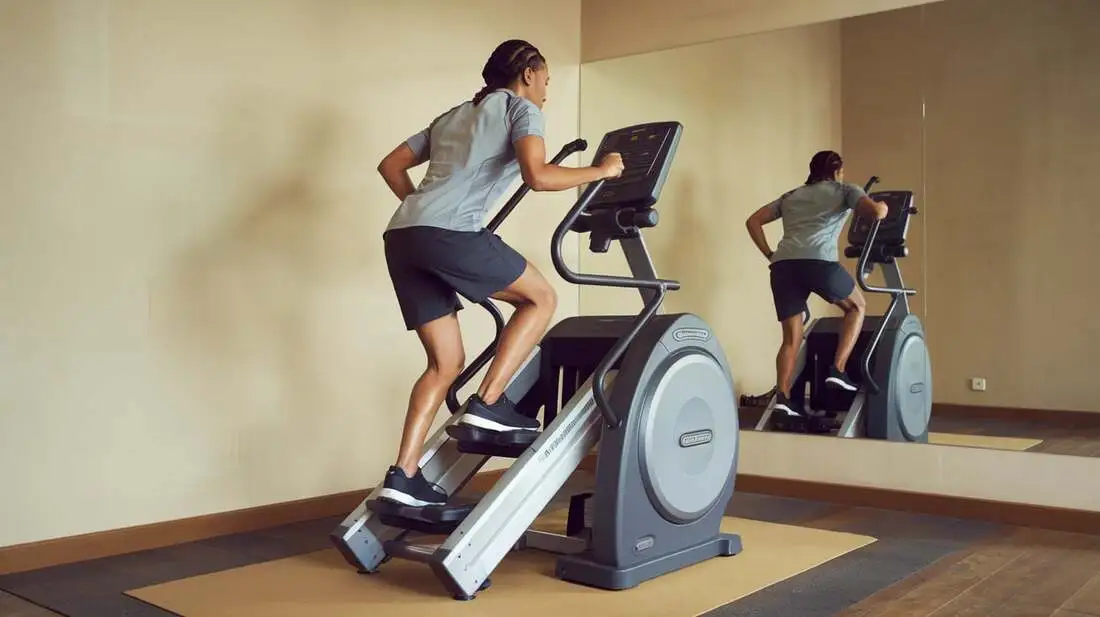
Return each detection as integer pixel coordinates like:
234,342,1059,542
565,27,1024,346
853,175,918,395
444,138,589,413
550,181,681,429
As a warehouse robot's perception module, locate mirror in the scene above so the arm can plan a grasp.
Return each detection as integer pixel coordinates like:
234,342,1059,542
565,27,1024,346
916,0,1100,457
579,0,1100,456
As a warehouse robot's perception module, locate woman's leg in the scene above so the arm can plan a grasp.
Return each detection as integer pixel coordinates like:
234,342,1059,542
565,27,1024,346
776,314,804,399
379,311,466,507
455,261,557,433
810,263,864,391
832,288,866,374
769,261,810,416
394,312,466,476
476,262,557,405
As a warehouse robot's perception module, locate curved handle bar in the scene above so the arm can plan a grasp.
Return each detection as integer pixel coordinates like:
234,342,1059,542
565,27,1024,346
855,218,919,297
854,175,918,395
590,286,666,429
550,181,680,429
551,183,681,293
444,138,589,413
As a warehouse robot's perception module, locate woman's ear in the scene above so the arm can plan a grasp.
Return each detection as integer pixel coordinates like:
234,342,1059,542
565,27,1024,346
522,66,535,86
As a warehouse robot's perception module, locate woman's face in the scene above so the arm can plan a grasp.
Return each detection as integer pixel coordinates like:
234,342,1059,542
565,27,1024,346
524,64,550,109
835,166,845,182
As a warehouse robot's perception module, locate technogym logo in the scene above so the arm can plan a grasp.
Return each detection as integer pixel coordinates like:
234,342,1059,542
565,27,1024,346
672,328,710,342
679,429,713,448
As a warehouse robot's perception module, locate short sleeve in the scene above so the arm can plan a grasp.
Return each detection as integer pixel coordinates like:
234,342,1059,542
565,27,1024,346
842,182,868,210
405,127,431,159
507,98,546,143
766,188,796,217
765,198,783,217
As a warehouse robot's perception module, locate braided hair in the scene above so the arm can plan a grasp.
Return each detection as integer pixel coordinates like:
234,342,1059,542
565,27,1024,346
472,39,546,105
806,150,844,184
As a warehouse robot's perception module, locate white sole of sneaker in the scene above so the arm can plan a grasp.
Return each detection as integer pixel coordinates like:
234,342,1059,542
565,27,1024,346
773,403,802,417
825,376,858,392
377,488,444,508
457,413,540,433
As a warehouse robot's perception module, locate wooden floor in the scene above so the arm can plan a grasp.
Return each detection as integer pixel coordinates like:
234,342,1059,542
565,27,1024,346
836,527,1100,616
0,591,58,617
930,415,1100,458
3,496,1099,617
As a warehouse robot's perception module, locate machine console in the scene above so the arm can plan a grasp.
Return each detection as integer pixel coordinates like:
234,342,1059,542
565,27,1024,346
587,122,683,211
845,190,916,261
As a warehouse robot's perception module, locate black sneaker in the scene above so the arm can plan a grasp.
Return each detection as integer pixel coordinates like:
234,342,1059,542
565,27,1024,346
741,386,777,408
377,466,447,507
773,392,804,417
459,394,540,432
825,368,858,392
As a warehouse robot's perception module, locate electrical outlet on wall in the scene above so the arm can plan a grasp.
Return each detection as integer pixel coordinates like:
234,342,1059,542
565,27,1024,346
970,377,987,392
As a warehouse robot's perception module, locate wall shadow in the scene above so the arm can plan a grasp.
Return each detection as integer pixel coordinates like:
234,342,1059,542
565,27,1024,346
149,95,400,504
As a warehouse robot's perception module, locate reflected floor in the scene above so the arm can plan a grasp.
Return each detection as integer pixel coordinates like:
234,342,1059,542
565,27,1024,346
740,405,1100,458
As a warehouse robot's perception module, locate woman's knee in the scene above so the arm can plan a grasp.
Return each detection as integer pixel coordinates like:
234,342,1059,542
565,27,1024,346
429,349,466,380
415,314,466,379
534,281,558,313
840,291,866,313
850,292,867,313
495,266,557,313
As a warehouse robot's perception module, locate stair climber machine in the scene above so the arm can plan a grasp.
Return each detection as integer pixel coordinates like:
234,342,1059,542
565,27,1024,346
753,176,932,442
331,122,743,600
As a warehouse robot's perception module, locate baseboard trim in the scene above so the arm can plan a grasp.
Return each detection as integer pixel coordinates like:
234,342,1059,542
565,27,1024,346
4,462,1098,576
0,470,506,576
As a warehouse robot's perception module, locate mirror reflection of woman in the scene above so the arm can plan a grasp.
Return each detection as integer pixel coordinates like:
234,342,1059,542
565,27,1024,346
745,150,888,417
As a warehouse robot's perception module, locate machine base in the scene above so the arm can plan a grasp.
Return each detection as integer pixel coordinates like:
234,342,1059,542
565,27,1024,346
554,533,742,590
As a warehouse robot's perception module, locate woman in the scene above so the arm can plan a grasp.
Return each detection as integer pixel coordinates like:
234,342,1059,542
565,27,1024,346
744,150,888,417
375,39,625,507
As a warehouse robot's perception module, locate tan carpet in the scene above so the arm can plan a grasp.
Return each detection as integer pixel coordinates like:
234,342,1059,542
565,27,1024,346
127,516,875,617
928,432,1042,451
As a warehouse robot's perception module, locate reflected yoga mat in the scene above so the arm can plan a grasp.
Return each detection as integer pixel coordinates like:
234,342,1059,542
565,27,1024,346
127,515,876,617
928,432,1042,451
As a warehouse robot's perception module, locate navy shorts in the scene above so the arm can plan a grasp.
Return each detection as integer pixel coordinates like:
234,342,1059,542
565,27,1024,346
383,226,527,330
769,259,855,321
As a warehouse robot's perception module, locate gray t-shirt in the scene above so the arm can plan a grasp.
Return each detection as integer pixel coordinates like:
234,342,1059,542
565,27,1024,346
385,89,546,233
766,181,867,263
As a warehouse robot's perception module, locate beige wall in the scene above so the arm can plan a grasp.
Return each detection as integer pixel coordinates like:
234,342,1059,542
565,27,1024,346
843,0,1100,412
839,7,928,320
579,23,845,398
581,0,945,62
0,0,582,548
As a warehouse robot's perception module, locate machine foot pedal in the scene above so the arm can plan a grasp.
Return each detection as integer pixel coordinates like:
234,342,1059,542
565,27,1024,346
366,499,476,535
446,423,540,458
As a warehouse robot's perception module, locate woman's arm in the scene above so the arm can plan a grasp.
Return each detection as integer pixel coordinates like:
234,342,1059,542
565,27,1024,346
377,142,427,202
514,135,623,191
745,203,781,260
855,195,889,220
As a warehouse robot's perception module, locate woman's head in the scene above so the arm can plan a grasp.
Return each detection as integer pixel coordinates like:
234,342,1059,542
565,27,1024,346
473,39,549,108
806,150,844,184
